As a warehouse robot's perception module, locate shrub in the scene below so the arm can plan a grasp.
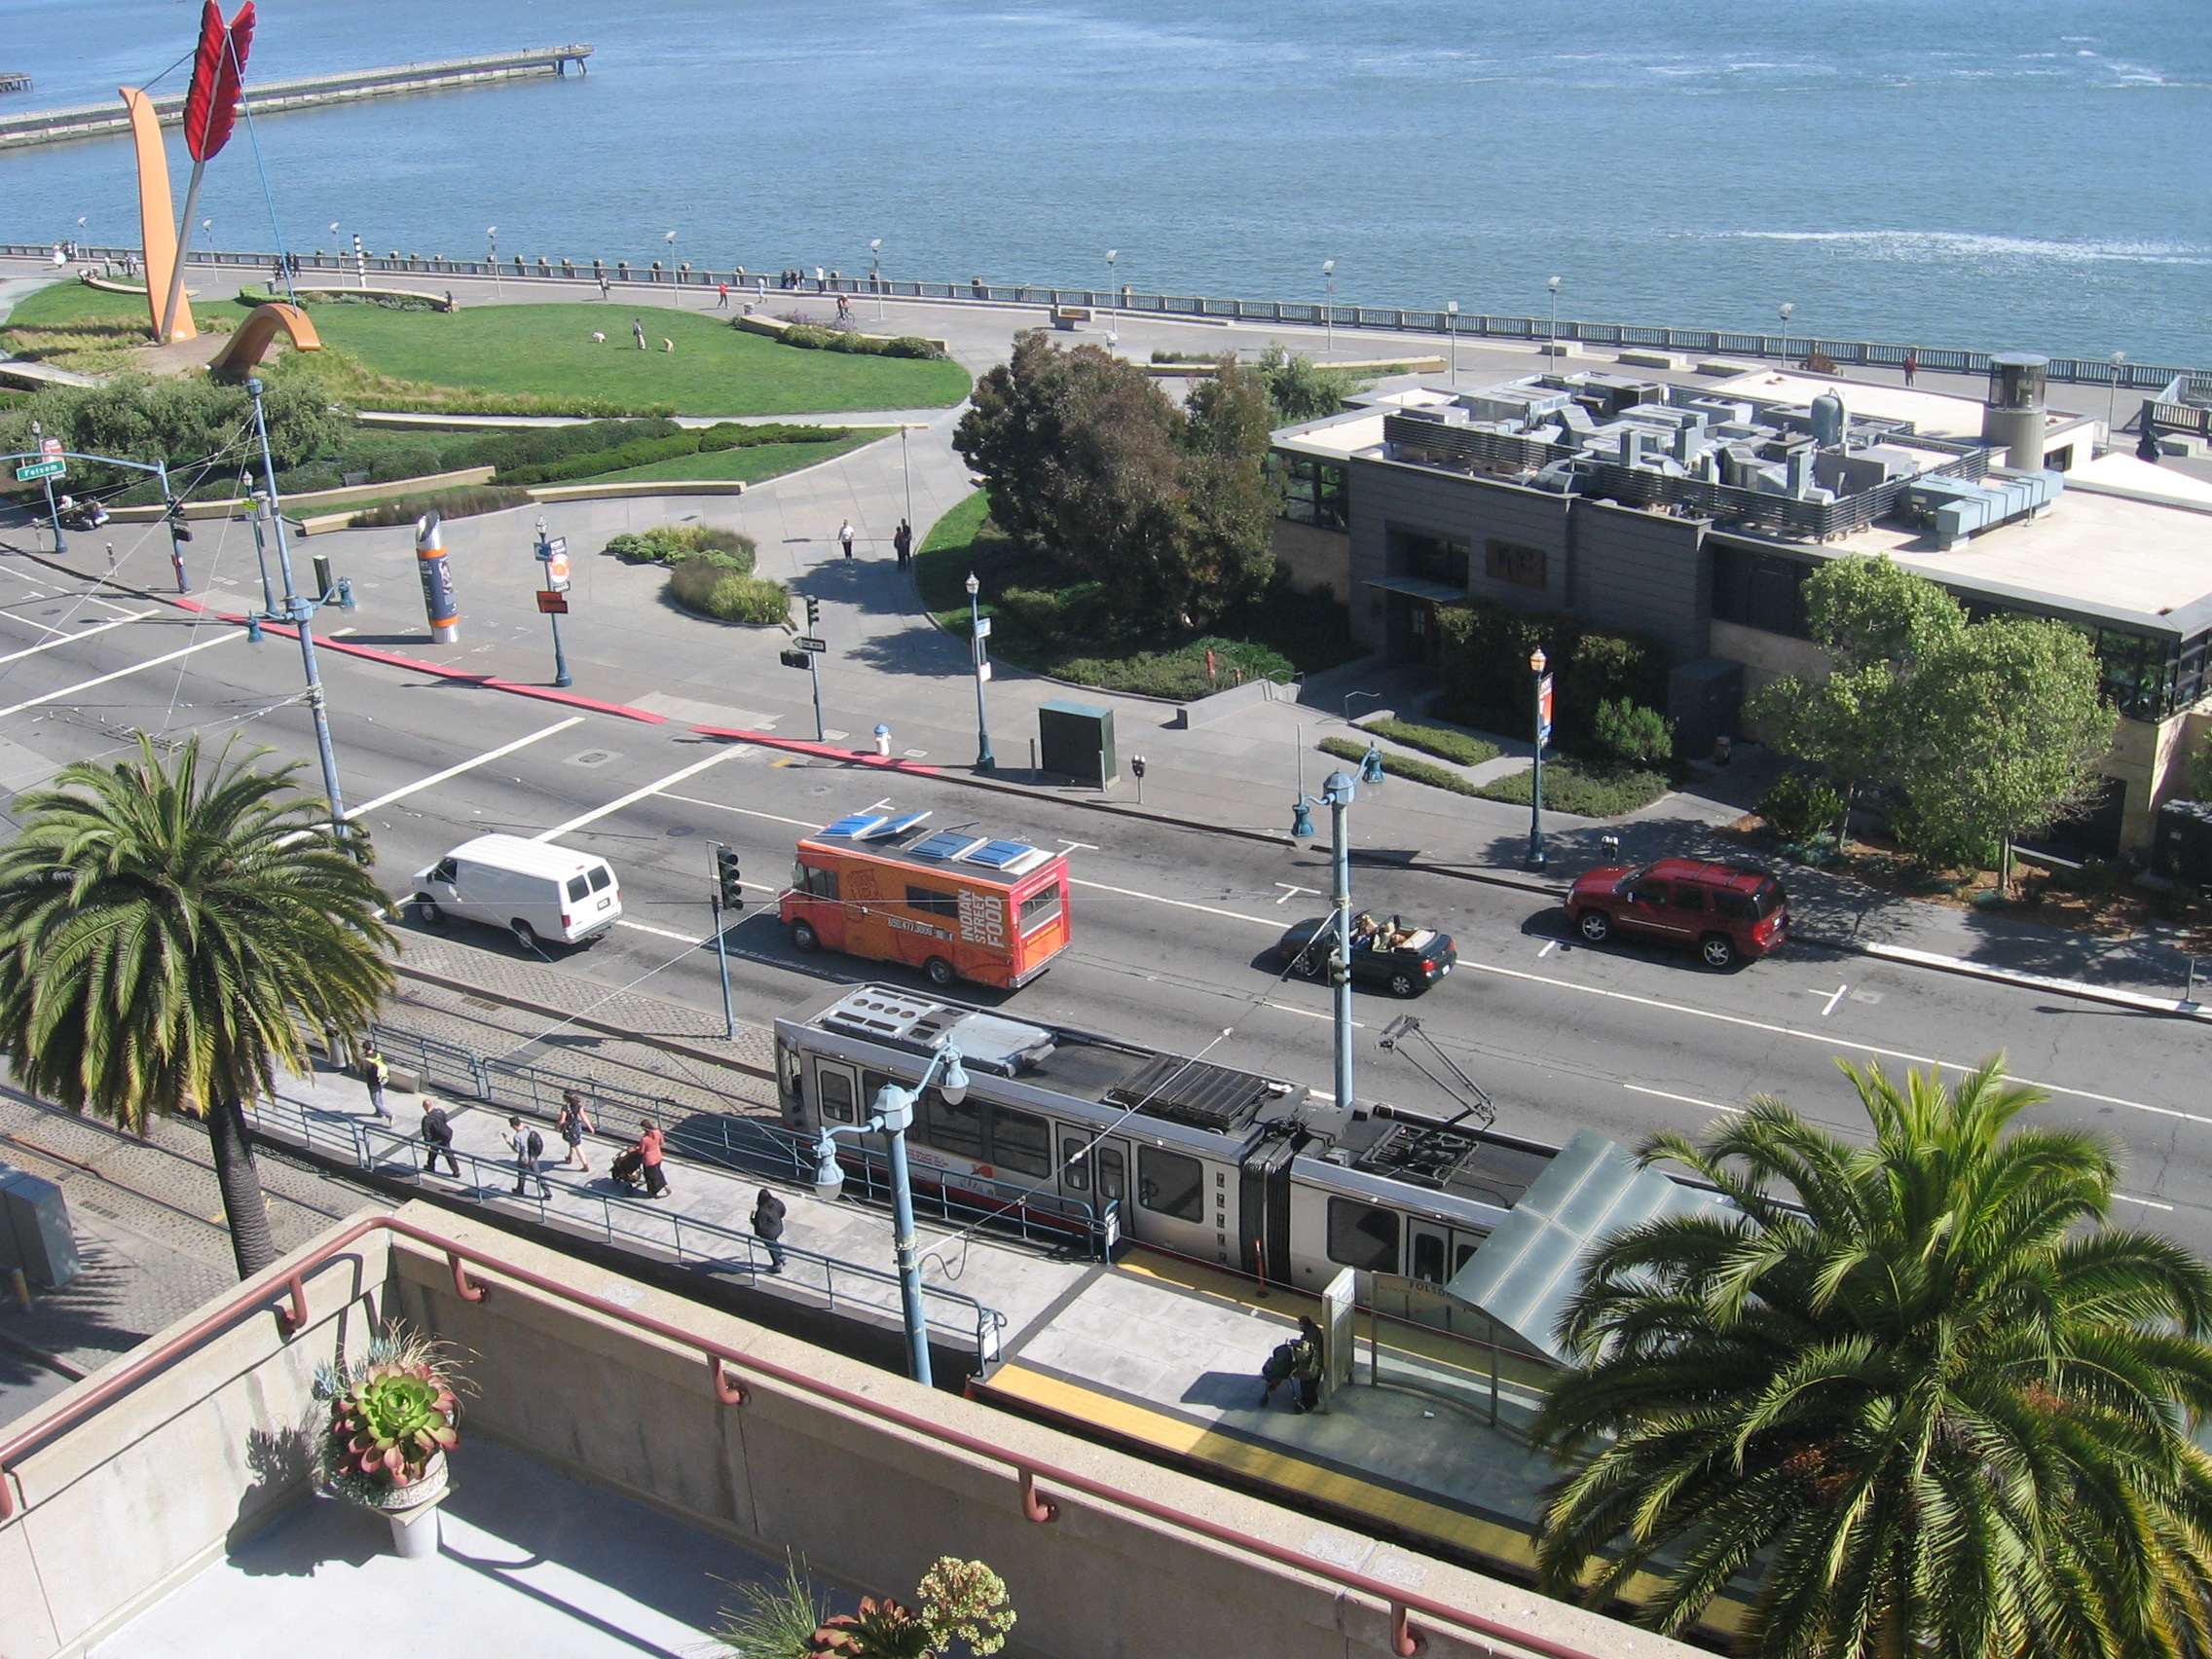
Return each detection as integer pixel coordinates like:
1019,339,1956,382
1054,637,1293,699
349,486,535,526
668,559,790,624
1320,736,1481,795
1759,773,1848,840
1357,718,1499,767
781,324,839,350
1477,761,1670,818
1592,698,1675,767
883,336,947,360
1431,598,1666,752
605,525,756,570
366,445,445,485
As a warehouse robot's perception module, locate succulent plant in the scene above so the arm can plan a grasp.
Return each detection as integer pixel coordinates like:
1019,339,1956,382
329,1358,459,1486
808,1597,931,1659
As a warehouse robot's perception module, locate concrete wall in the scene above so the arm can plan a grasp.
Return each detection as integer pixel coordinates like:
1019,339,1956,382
1271,519,1351,601
3,1221,394,1659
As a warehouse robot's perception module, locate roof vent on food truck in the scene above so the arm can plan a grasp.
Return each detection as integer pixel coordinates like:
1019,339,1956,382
822,813,888,839
912,830,990,862
960,838,1051,875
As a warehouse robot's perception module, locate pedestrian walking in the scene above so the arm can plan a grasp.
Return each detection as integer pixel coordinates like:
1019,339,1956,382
506,1115,552,1198
633,318,647,350
752,1187,788,1273
838,518,857,559
1291,1315,1324,1414
717,281,729,309
420,1097,460,1177
756,276,768,302
814,266,826,290
634,1118,669,1198
1902,351,1918,387
893,519,913,569
598,275,611,301
555,1090,595,1171
360,1044,392,1122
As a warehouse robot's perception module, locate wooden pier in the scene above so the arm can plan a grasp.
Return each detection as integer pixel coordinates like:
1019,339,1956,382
0,72,32,95
0,46,590,149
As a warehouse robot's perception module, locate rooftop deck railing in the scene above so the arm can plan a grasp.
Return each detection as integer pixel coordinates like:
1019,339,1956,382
0,1212,1630,1659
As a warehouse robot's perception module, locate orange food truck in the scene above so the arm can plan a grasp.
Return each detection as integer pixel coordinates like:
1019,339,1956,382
780,811,1072,990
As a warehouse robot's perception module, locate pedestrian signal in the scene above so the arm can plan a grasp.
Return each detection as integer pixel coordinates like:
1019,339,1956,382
779,648,813,670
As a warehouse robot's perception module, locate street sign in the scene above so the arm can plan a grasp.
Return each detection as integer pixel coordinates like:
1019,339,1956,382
973,616,992,639
16,460,65,482
535,590,569,614
1536,672,1555,747
794,635,827,653
545,552,571,591
977,661,993,682
543,535,567,556
38,436,61,458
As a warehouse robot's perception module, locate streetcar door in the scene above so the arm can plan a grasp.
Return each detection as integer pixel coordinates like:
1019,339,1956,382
1407,1222,1450,1286
812,1059,861,1129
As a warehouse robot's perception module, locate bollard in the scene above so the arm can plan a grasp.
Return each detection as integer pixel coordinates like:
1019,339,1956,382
874,723,891,758
8,1267,29,1313
414,510,460,644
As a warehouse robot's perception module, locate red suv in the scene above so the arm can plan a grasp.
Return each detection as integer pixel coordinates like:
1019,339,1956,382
1567,858,1787,970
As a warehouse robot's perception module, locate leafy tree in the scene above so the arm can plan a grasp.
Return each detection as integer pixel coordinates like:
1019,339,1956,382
1904,615,2112,891
1535,1058,2212,1659
953,331,1275,628
1591,698,1673,767
1748,556,1967,842
1255,344,1373,425
0,736,393,1277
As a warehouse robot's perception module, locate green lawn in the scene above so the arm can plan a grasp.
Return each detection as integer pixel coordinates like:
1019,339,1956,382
3,280,178,329
571,430,888,484
303,304,969,417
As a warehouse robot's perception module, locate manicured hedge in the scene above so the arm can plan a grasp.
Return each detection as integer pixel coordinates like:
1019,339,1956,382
1319,736,1481,795
491,421,851,486
349,486,535,526
1475,761,1670,818
1356,717,1499,767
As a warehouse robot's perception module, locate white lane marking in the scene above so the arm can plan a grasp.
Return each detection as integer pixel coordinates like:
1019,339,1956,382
1811,982,1850,1017
616,918,703,943
660,792,817,830
2115,1193,2177,1211
1538,940,1558,958
346,718,584,819
533,749,749,841
1274,882,1317,905
0,630,242,719
1058,839,1100,853
1626,1083,1743,1115
1070,877,1277,928
0,609,157,662
1460,957,2201,1124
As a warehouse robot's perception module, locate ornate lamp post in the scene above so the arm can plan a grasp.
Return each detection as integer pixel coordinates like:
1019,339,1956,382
1527,647,1551,870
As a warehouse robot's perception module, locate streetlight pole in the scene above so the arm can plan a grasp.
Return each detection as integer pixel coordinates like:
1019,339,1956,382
1322,259,1335,357
665,230,678,297
2109,351,2127,438
1547,276,1562,347
1777,301,1793,362
870,238,884,320
899,424,915,530
27,421,62,553
966,571,994,771
487,227,500,301
1527,646,1550,870
245,376,346,834
535,516,572,687
1447,300,1458,383
1105,248,1117,320
812,1042,974,1386
1292,750,1382,1116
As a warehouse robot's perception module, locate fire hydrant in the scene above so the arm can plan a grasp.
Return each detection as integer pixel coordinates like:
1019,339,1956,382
874,723,892,758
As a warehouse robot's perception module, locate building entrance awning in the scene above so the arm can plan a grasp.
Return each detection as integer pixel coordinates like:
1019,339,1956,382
1363,575,1466,604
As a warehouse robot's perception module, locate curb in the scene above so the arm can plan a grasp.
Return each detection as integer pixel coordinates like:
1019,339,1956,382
388,958,775,1083
1795,934,2212,1023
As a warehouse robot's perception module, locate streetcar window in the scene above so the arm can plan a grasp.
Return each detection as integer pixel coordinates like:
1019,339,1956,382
1017,883,1063,934
904,884,960,918
991,1106,1051,1176
1328,1198,1400,1272
776,1040,803,1110
1411,1231,1446,1284
1137,1147,1204,1222
1061,1135,1090,1192
1455,1239,1479,1275
818,1067,857,1124
925,1088,985,1159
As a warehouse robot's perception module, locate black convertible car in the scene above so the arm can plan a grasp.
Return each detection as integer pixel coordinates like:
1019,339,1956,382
1273,914,1457,998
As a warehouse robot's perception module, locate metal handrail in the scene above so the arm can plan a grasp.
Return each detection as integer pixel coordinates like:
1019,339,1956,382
240,1093,1007,1359
0,1211,1628,1659
14,241,2207,396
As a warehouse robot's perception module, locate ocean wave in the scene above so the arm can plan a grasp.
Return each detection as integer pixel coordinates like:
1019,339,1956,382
1722,230,2212,267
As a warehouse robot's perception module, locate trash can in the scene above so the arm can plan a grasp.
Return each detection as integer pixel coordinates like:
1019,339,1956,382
1038,699,1119,789
0,1163,81,1289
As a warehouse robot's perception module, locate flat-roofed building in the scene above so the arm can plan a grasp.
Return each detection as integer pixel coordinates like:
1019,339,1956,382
1271,357,2210,854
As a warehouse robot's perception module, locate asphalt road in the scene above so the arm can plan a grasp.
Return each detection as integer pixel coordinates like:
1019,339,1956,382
0,550,2202,1257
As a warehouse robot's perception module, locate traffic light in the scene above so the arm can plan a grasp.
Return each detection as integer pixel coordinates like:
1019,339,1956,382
715,848,743,909
804,594,821,631
163,498,192,542
779,648,813,670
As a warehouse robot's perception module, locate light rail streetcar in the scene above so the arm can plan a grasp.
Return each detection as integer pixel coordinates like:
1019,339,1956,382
774,982,1616,1294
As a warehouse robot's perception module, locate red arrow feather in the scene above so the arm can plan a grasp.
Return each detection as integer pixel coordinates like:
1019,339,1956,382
182,1,254,162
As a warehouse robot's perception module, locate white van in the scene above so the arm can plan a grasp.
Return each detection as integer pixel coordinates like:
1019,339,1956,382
413,834,622,948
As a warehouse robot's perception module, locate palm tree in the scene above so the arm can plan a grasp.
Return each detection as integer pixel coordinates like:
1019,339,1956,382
1533,1058,2212,1659
0,734,392,1278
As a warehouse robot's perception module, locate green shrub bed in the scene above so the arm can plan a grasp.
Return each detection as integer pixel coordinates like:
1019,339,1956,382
348,486,536,526
1055,638,1294,699
667,554,790,624
605,525,756,569
1357,718,1499,767
1475,761,1670,818
771,321,946,359
492,422,851,486
1319,737,1481,795
1433,598,1668,756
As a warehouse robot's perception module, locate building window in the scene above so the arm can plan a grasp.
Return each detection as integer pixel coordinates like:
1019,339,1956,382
1390,530,1469,588
1327,1197,1400,1272
1277,455,1348,530
1137,1146,1204,1221
1485,540,1547,590
1711,545,1813,640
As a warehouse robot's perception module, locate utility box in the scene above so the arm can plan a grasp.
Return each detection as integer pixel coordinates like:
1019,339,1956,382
2155,799,2212,886
1038,699,1118,789
1668,656,1744,763
0,1163,81,1289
